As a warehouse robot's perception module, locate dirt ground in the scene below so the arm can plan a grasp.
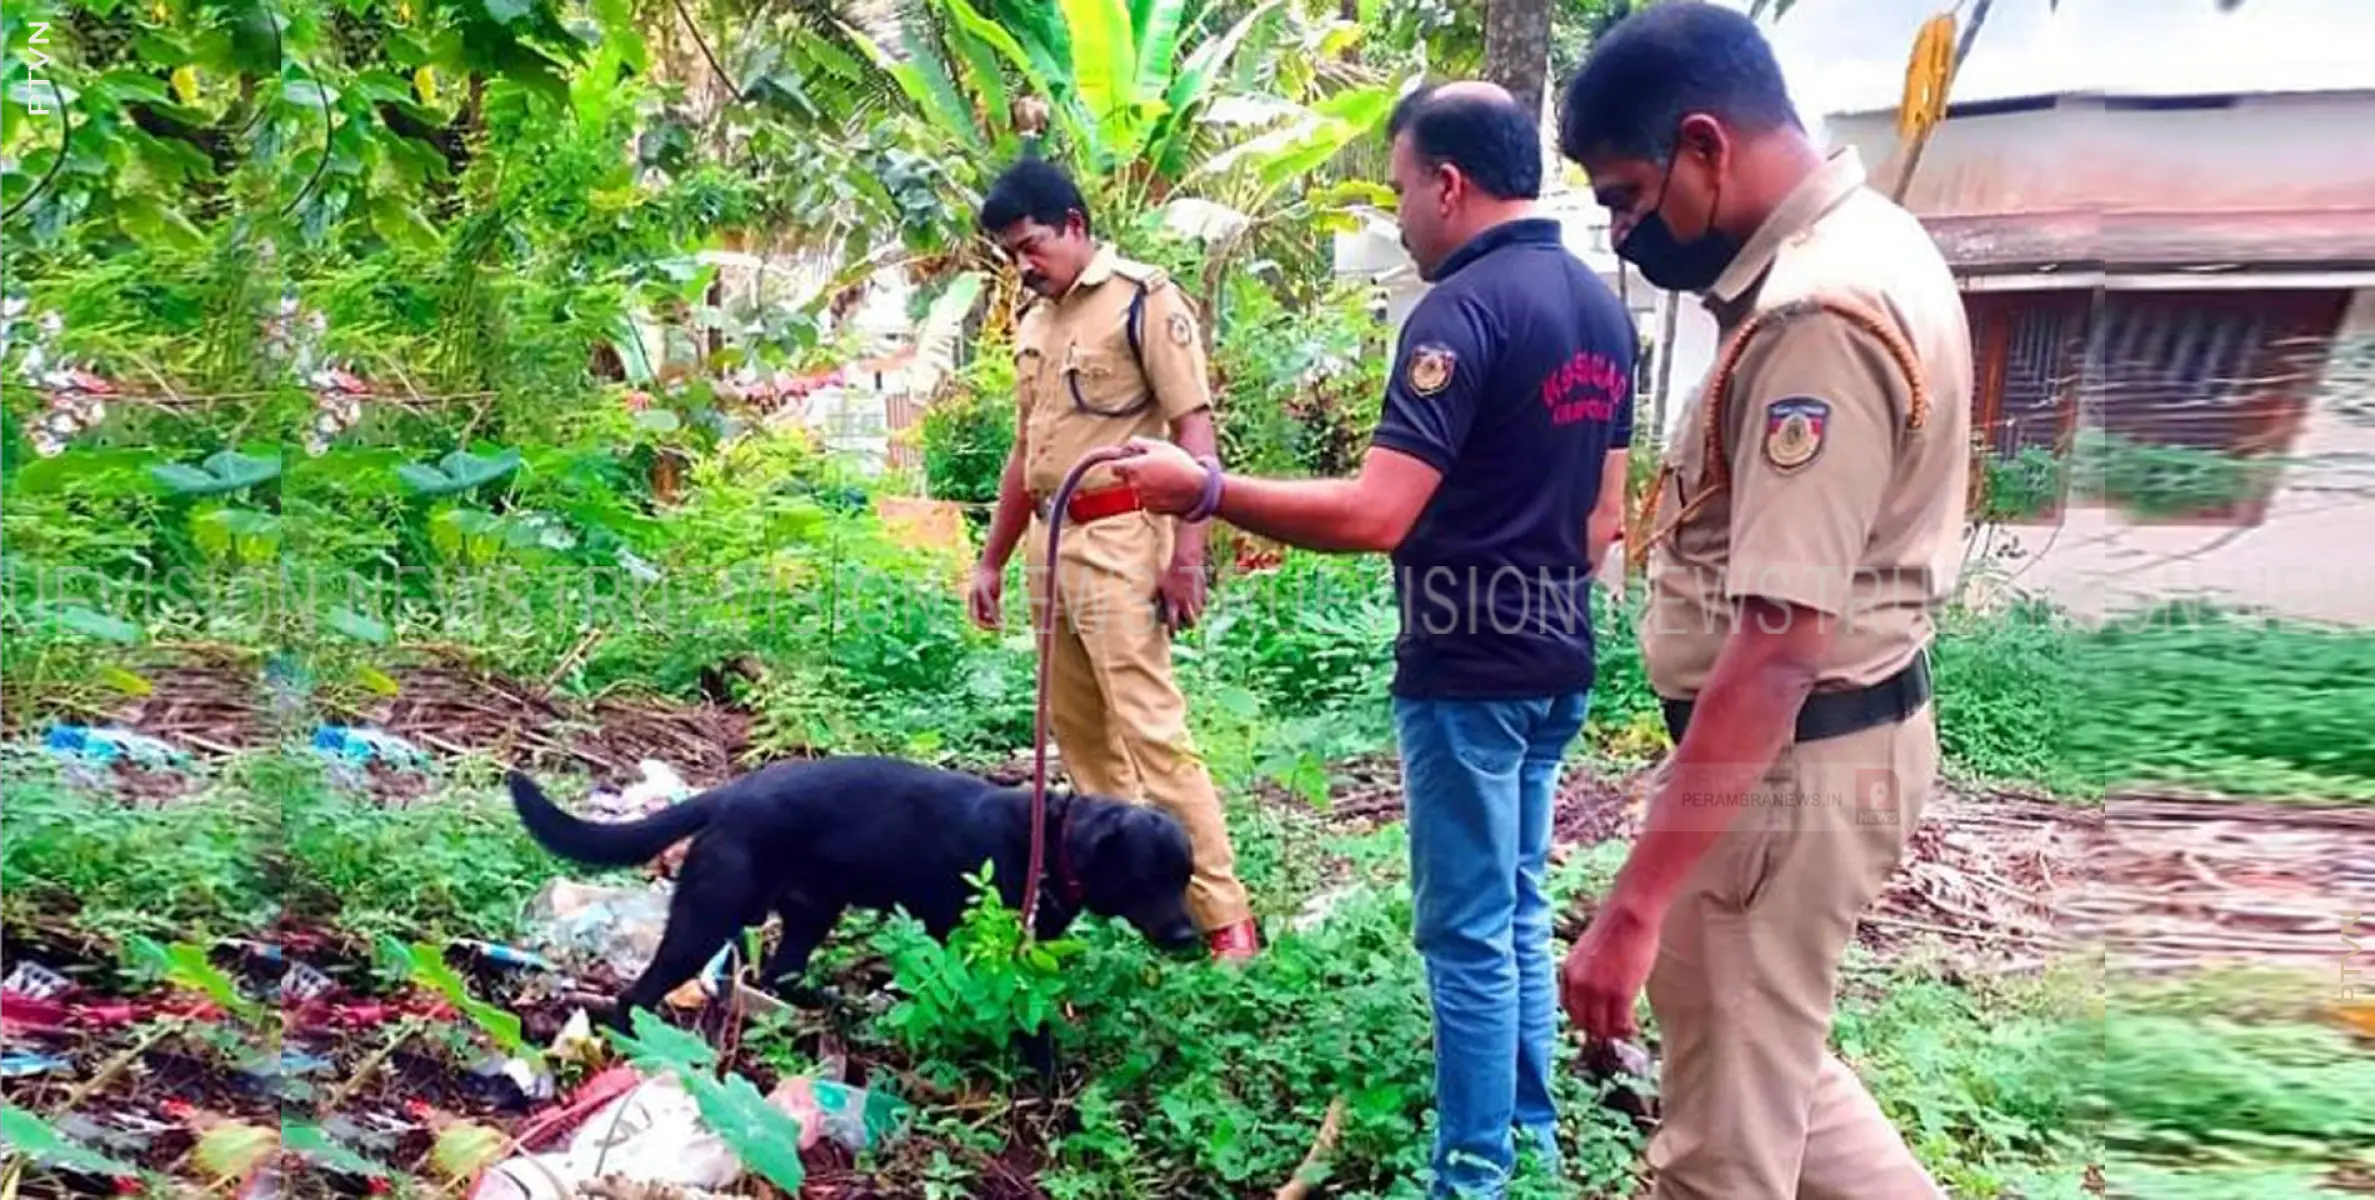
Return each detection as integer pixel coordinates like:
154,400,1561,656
10,662,2374,1197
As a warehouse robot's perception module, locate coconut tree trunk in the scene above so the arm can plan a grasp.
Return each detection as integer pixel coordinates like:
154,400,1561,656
1483,0,1553,124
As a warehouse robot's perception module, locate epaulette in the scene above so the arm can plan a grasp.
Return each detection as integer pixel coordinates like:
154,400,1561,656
1107,258,1170,289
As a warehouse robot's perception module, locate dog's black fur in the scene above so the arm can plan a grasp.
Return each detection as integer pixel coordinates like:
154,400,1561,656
505,756,1202,1028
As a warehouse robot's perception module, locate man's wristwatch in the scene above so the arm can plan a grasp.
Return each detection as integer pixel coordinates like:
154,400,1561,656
1182,456,1224,523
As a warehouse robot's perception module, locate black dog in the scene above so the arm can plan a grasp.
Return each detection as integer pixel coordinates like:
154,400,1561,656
505,756,1202,1027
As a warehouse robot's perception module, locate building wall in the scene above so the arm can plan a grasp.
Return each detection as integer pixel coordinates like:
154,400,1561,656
1825,89,2375,219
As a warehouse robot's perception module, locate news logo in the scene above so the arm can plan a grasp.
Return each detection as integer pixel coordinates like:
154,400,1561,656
1853,769,1899,828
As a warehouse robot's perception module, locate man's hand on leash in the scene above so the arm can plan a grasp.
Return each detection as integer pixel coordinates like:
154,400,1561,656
1111,437,1207,514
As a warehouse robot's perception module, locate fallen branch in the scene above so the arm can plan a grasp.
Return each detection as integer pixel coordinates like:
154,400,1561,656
1862,914,2062,948
1274,1094,1348,1200
60,1022,177,1111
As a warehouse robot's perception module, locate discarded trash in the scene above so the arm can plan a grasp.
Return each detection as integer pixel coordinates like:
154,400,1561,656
463,1056,555,1108
453,940,561,975
56,1109,170,1157
311,724,428,766
1,1050,73,1078
768,1076,907,1154
620,759,690,810
5,960,75,1001
548,1010,602,1068
44,724,186,768
281,963,339,1004
219,938,283,965
470,1074,743,1200
281,1049,337,1077
522,880,673,979
0,993,73,1036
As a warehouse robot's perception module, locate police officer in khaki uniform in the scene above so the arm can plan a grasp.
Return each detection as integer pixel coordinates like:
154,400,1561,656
968,158,1260,960
1554,7,1968,1198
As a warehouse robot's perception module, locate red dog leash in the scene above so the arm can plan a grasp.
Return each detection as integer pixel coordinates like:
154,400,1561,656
1019,444,1221,939
1022,444,1138,937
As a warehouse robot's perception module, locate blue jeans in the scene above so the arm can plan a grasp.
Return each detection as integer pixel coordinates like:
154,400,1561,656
1395,691,1591,1199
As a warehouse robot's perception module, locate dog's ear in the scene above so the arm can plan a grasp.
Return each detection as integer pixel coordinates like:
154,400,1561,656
1064,799,1128,860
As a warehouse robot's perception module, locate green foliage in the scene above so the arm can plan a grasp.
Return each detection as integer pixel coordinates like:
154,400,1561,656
918,344,1016,509
1977,446,2067,523
125,934,265,1024
281,756,568,939
1931,600,2085,792
1,1105,147,1182
2074,429,2284,519
1975,432,2290,525
2096,1015,2375,1160
0,758,276,940
2065,603,2375,797
1209,273,1386,478
376,936,539,1067
875,864,1085,1067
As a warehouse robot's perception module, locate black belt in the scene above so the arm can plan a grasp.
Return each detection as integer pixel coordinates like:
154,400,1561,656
1661,650,1931,746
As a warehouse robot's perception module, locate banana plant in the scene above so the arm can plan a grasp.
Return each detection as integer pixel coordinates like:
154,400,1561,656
843,0,1396,210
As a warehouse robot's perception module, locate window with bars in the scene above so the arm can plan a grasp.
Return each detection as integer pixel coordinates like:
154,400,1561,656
1965,288,2350,525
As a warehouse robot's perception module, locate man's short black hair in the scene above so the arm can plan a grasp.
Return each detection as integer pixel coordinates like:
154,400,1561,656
1387,83,1543,202
1557,1,1803,165
979,157,1091,235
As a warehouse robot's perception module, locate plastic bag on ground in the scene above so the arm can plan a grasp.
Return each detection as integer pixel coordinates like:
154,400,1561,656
472,1074,742,1200
520,880,673,980
766,1076,906,1153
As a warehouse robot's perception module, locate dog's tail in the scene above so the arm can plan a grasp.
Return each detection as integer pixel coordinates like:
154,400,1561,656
505,770,717,868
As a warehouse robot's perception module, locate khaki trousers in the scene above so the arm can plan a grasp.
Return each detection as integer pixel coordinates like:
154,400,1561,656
1644,705,1948,1200
1023,510,1252,931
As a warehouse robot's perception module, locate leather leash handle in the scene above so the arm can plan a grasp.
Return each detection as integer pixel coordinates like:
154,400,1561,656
1022,442,1146,940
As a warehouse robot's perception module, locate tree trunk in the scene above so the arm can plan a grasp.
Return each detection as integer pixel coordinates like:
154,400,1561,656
1483,0,1553,127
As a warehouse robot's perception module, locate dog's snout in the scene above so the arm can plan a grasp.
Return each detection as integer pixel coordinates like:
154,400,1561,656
1133,908,1201,952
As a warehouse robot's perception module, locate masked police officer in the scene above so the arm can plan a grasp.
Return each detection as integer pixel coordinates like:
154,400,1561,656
1553,5,1971,1198
968,158,1260,961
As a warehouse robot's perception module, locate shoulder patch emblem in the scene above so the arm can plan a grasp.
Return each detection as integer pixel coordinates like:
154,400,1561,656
1407,343,1457,397
1762,397,1830,470
1167,309,1194,347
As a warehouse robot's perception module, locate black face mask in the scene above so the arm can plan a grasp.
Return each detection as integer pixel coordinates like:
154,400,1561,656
1617,141,1742,293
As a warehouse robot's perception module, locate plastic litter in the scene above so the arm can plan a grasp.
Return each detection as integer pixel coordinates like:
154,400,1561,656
767,1075,907,1154
548,1010,603,1068
281,962,339,1004
43,724,186,769
4,960,75,1001
309,725,429,769
0,993,73,1036
469,1073,743,1200
584,759,691,821
453,940,562,975
521,880,674,979
1,1050,73,1078
464,1056,556,1108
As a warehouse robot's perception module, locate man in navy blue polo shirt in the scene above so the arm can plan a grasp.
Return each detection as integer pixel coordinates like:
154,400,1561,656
1116,80,1635,1198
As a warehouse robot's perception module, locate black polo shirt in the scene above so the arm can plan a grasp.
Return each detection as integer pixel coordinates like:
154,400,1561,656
1369,218,1636,700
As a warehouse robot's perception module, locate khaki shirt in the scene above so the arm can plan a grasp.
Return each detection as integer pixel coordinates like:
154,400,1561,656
1643,147,1975,699
1015,244,1213,499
